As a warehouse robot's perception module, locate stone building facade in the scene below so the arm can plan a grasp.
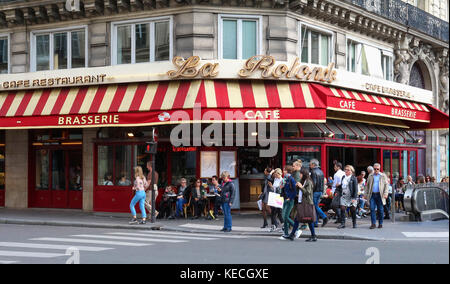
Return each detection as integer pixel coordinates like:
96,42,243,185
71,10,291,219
0,0,448,211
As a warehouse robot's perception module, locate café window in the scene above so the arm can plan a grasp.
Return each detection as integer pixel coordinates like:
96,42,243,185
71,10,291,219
112,17,171,65
219,15,261,60
239,148,280,176
300,24,333,66
285,145,321,168
0,36,9,74
31,28,87,71
347,39,393,80
97,145,134,186
171,150,197,185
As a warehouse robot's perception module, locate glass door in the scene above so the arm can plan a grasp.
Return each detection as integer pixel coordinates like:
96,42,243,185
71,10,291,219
68,150,83,209
51,150,67,208
32,148,82,208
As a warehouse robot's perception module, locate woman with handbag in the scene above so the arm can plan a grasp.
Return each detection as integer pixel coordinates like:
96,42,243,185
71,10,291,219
260,167,274,229
284,168,318,242
337,165,359,229
267,168,284,232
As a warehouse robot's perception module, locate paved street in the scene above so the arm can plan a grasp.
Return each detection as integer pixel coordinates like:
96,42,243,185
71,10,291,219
0,224,448,264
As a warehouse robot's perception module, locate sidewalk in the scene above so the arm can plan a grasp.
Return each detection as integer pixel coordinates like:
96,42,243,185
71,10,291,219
0,208,448,241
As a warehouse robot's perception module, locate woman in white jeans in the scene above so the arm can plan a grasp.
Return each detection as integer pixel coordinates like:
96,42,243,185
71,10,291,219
129,166,149,225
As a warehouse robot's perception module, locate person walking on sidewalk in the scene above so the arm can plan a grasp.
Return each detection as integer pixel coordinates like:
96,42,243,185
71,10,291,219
129,166,149,225
145,161,159,219
267,168,284,232
260,167,274,229
364,163,389,229
284,168,318,242
280,165,297,239
309,159,329,228
337,165,359,229
332,162,345,224
220,171,235,232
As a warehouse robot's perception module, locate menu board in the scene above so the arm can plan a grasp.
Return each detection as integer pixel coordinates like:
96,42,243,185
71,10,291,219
220,151,236,178
200,151,218,178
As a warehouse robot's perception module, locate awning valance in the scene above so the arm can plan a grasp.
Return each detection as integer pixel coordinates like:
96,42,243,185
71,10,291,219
309,83,432,123
0,80,326,129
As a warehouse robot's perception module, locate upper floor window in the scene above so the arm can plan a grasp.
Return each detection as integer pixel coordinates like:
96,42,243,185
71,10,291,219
347,39,393,81
0,36,9,74
300,24,333,66
219,15,261,60
112,17,171,65
31,28,87,72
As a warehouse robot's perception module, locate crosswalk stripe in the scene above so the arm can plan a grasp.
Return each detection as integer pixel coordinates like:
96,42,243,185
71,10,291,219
137,230,248,239
0,242,113,252
0,250,66,258
30,237,151,247
71,234,187,243
0,260,19,264
402,232,449,238
107,232,218,241
180,223,260,232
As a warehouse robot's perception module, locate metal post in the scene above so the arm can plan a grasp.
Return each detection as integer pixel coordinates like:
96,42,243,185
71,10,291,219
151,154,156,223
392,186,395,223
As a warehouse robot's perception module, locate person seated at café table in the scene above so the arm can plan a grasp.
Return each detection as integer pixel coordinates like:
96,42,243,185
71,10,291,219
117,173,132,186
192,179,207,219
175,178,189,218
158,185,176,219
103,173,114,186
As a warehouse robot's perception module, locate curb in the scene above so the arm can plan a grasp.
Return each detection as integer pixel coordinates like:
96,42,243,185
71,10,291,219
0,218,374,241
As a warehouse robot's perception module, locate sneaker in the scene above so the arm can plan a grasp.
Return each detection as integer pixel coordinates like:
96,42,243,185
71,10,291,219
261,224,268,229
279,235,290,241
129,218,138,225
139,219,147,225
305,236,318,242
269,225,276,232
295,230,303,239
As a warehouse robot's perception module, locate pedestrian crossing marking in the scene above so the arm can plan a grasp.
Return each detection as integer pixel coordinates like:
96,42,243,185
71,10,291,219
1,230,236,264
0,250,66,258
137,230,248,239
0,242,113,252
30,237,152,247
71,234,187,243
402,232,449,238
107,232,218,241
0,260,19,264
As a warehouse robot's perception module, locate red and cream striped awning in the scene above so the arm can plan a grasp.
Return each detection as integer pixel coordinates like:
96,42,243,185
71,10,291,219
309,83,432,123
0,80,326,129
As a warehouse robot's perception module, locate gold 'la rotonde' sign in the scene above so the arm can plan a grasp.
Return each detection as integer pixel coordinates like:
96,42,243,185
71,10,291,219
238,55,337,83
167,55,337,83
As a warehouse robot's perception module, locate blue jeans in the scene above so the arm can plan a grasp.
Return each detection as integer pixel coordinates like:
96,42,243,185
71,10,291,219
313,192,328,226
370,193,384,225
222,202,232,230
291,218,316,237
176,198,186,217
130,191,147,219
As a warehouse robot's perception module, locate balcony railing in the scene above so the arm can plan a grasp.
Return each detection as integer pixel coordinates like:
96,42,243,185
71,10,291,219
341,0,449,42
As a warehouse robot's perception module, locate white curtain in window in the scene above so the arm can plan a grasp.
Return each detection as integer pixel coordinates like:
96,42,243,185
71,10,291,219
364,44,383,78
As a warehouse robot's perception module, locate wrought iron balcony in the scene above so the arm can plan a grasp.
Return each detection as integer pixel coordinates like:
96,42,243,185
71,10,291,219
340,0,449,42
